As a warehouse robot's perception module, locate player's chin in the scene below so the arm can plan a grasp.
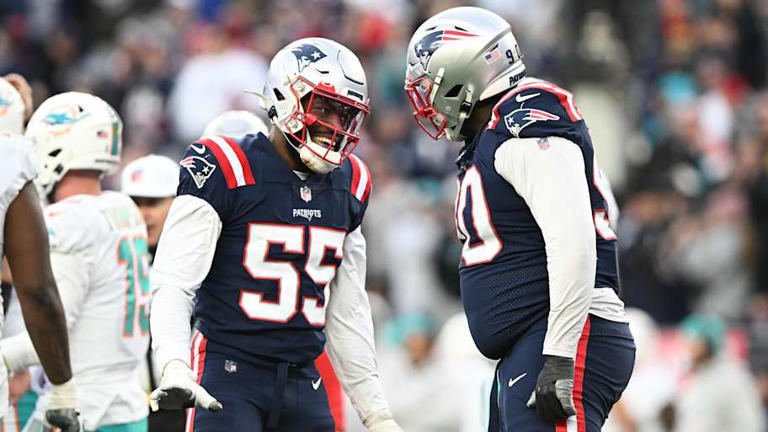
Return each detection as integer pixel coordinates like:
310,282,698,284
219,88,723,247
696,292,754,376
148,226,161,247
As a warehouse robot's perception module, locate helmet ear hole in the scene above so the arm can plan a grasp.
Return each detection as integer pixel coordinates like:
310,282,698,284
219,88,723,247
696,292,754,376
444,84,463,98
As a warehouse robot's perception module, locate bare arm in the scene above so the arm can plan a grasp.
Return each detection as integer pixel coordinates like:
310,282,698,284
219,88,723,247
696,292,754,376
4,181,72,384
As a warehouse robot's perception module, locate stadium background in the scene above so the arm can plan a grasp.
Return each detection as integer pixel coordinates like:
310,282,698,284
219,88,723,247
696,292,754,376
2,0,768,430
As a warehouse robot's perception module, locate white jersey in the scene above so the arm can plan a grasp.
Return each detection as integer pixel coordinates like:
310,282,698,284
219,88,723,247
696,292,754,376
36,191,149,429
0,133,39,418
0,133,39,259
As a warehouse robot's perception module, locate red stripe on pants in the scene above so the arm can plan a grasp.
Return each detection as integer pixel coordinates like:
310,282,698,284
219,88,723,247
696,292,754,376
185,332,208,432
555,316,591,432
315,350,345,431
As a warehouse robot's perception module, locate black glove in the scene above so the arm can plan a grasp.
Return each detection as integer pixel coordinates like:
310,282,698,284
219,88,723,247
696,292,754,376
526,355,577,421
45,408,82,432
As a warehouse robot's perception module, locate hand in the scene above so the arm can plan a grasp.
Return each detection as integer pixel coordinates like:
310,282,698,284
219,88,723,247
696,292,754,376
44,408,82,432
150,359,222,412
526,355,577,421
45,378,81,432
364,412,403,432
2,73,33,120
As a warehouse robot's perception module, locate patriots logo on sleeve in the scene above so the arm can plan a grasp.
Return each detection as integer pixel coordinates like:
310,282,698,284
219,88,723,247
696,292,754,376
291,44,327,72
180,156,216,189
503,108,560,137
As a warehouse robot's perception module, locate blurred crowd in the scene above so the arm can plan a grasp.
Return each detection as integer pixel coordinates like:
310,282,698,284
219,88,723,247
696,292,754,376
3,0,768,430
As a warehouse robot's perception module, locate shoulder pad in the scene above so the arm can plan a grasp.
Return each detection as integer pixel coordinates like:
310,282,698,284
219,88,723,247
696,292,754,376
45,198,105,254
186,135,256,190
486,78,584,137
346,154,372,203
0,133,38,208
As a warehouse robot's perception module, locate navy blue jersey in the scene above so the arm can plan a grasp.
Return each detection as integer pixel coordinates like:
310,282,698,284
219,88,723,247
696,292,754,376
455,77,619,359
177,133,372,364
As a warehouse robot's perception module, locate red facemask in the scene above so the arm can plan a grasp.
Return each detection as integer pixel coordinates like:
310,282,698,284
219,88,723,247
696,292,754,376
404,76,447,140
286,77,370,166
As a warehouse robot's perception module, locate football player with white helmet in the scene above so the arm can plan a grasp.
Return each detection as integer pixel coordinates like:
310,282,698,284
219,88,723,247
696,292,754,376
121,155,180,257
202,110,269,141
0,76,80,432
404,7,634,431
1,92,150,432
149,38,400,432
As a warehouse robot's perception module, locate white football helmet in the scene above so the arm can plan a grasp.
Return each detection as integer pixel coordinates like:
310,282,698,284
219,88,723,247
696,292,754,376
121,154,179,198
25,92,123,196
263,37,369,173
202,110,269,141
0,77,25,135
405,7,526,141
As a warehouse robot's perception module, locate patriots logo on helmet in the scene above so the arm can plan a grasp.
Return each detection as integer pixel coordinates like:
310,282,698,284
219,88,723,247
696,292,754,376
503,108,560,137
291,44,327,72
414,30,477,70
180,155,216,189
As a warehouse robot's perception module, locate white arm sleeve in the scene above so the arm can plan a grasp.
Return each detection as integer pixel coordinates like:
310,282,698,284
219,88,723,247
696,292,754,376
325,227,391,424
2,290,24,338
150,195,222,370
495,136,596,359
0,249,91,371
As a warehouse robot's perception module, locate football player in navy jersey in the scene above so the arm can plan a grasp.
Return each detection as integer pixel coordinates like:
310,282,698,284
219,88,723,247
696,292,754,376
148,38,401,432
404,7,635,432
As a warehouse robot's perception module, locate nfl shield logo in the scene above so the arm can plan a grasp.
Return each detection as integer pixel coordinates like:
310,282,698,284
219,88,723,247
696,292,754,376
300,185,312,202
224,359,237,373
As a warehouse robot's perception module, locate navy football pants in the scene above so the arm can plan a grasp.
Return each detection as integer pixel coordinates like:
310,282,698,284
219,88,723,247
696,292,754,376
185,334,334,432
488,315,635,432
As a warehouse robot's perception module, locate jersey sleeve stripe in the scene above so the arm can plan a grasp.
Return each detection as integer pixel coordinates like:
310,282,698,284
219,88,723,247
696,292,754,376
196,138,237,189
349,155,361,194
530,82,583,122
486,88,519,129
208,135,249,187
219,136,256,185
348,154,372,202
359,158,372,202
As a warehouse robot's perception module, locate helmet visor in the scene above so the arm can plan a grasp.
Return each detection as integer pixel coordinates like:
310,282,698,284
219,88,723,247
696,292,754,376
404,76,446,140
